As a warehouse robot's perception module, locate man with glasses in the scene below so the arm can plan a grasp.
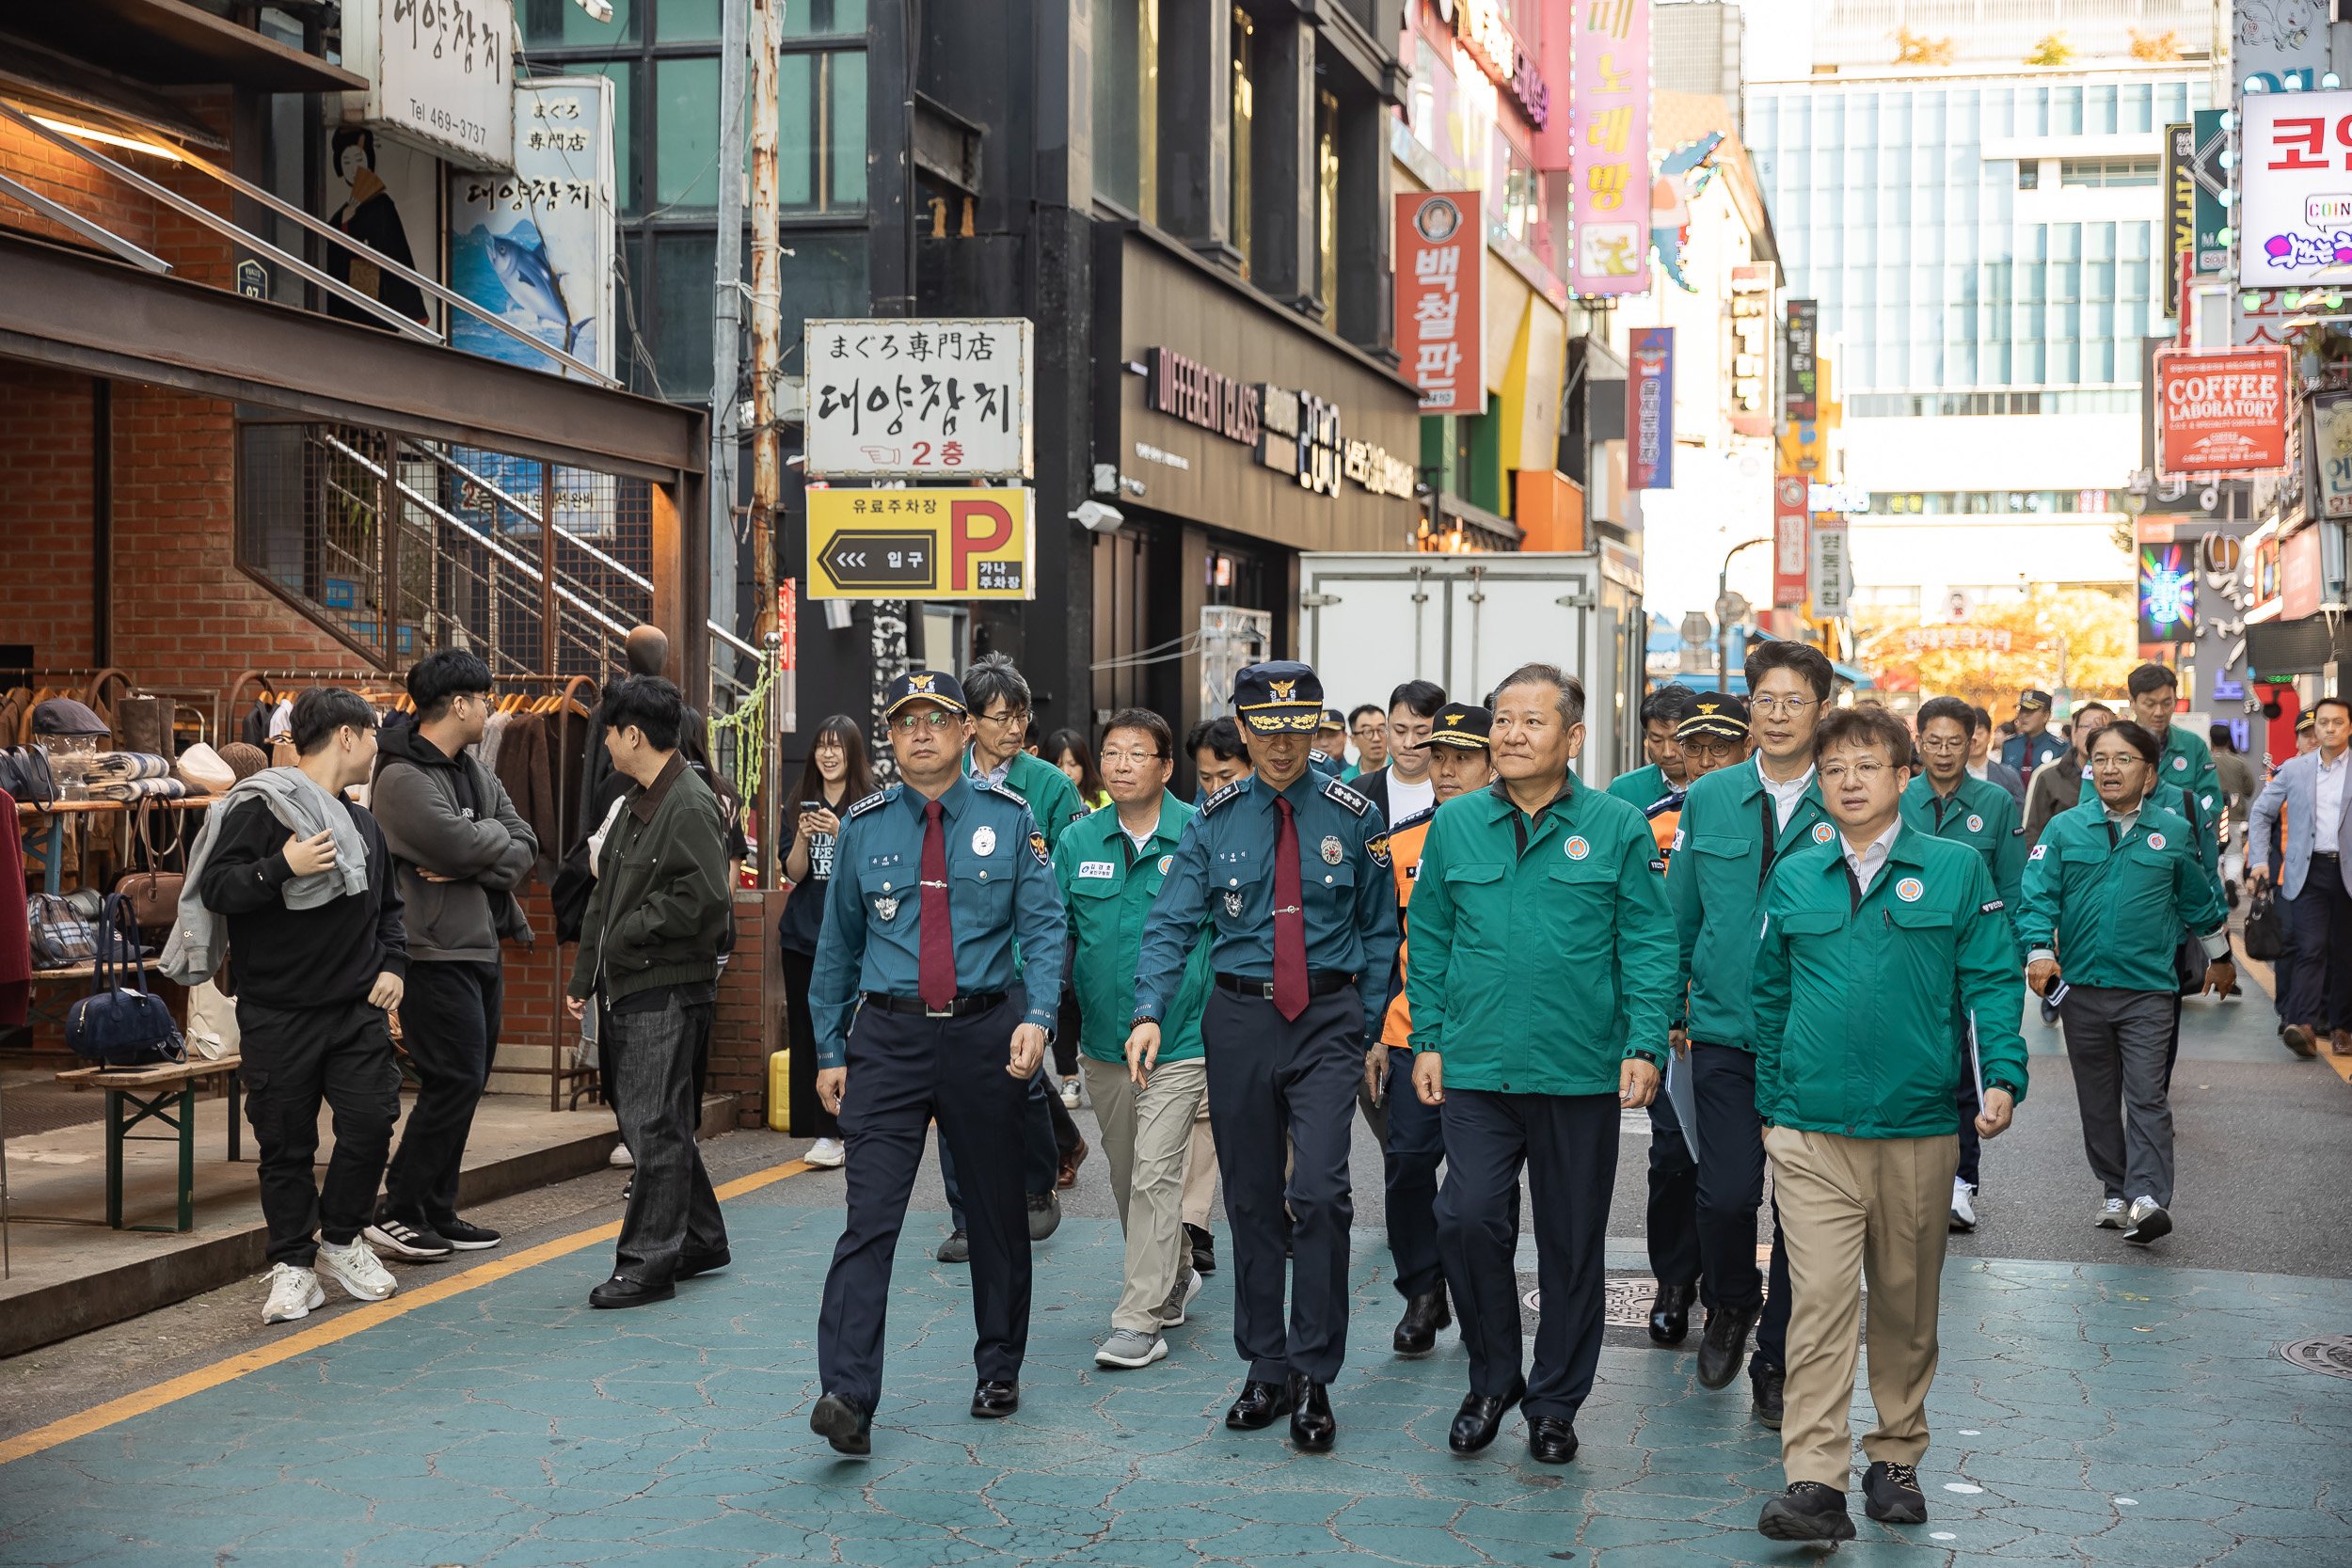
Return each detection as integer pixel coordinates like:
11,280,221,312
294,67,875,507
1345,704,1389,781
1130,661,1399,1451
1667,641,1839,1429
1056,708,1216,1370
806,670,1067,1455
1899,696,2027,1233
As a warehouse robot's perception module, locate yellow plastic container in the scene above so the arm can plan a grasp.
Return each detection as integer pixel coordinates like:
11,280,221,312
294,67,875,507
767,1049,791,1133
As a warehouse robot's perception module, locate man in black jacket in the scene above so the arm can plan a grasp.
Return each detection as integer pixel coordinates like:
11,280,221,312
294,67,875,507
196,686,408,1326
365,650,537,1260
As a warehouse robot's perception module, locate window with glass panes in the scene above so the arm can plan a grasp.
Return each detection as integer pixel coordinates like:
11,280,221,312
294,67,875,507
519,0,870,400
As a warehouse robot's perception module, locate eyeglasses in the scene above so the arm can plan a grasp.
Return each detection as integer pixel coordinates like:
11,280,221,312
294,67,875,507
1817,760,1889,784
1099,749,1168,767
1917,735,1969,752
2089,754,2140,771
1751,696,1819,719
891,711,961,734
974,707,1030,728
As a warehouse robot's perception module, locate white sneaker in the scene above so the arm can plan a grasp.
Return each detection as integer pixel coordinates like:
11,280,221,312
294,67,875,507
315,1237,398,1303
805,1136,847,1168
1060,1077,1082,1110
2095,1196,2127,1228
1160,1266,1204,1328
609,1142,635,1168
1948,1178,1977,1232
2123,1196,2172,1244
262,1262,325,1324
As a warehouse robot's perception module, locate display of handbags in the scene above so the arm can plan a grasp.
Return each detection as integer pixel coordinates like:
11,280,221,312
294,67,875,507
65,893,185,1069
114,794,186,930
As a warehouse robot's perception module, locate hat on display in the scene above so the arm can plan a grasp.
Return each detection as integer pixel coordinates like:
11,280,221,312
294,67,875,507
1677,694,1751,742
1232,661,1325,734
31,698,109,737
883,669,969,717
1418,703,1493,749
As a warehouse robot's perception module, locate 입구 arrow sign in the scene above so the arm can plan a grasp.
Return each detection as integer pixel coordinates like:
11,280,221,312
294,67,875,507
818,530,937,593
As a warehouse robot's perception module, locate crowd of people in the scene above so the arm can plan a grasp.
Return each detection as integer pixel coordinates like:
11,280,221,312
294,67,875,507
176,632,2331,1546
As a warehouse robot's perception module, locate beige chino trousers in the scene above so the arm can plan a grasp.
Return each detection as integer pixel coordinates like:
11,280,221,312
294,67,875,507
1082,1055,1210,1334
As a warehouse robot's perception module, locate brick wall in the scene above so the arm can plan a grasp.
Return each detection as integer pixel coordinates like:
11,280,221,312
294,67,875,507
0,366,96,670
0,97,236,286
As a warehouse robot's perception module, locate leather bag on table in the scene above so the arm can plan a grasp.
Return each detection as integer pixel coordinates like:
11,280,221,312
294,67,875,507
66,894,184,1069
115,795,185,930
114,694,171,759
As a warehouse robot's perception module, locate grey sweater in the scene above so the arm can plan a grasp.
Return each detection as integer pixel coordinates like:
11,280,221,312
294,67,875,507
370,720,537,962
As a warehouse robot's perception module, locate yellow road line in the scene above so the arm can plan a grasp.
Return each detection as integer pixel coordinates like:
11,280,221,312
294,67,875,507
0,1155,813,1467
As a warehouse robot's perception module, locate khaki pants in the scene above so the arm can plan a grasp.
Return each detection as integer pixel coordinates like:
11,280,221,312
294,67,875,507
1765,1125,1958,1489
1182,1099,1216,1228
1082,1055,1210,1334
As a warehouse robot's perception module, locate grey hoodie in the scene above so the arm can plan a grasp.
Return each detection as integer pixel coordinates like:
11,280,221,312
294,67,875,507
163,766,371,985
370,719,537,962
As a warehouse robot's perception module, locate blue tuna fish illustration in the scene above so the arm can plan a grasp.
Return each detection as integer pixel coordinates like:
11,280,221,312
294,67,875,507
485,230,581,354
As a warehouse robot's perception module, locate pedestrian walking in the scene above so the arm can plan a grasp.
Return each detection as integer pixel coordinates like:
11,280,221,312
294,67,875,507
780,715,876,1167
1748,702,2026,1543
1358,700,1494,1359
364,650,537,1260
2022,720,2232,1243
1899,695,2026,1234
805,670,1066,1454
1644,692,1753,1346
1044,724,1111,1109
1312,707,1352,775
2024,702,2112,847
1968,705,2027,809
1349,680,1445,829
1054,708,1214,1370
2000,689,2067,776
1667,641,1839,1427
179,686,407,1323
564,676,735,1308
1407,666,1675,1464
1129,660,1399,1451
2077,664,2222,837
1345,704,1389,781
1610,685,1698,811
1176,715,1255,1272
2212,724,2257,896
2248,695,2352,1058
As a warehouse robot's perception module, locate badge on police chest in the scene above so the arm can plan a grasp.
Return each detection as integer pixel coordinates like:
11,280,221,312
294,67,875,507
875,893,899,922
1320,834,1343,864
972,825,996,856
1223,889,1246,917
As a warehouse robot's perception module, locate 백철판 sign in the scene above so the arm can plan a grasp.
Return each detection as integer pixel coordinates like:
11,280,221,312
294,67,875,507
1394,192,1484,414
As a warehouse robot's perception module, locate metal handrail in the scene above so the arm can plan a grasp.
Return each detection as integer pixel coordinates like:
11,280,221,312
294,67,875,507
0,168,168,272
409,439,657,594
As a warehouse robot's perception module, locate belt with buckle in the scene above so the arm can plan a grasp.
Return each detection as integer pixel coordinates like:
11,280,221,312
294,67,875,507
861,990,1009,1019
1214,970,1355,1000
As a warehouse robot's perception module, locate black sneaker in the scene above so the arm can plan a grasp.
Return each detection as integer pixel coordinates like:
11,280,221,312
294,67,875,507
1185,1222,1216,1274
363,1217,453,1259
434,1217,501,1250
1026,1189,1062,1242
1751,1364,1785,1430
936,1228,970,1263
1862,1461,1928,1524
1757,1481,1855,1543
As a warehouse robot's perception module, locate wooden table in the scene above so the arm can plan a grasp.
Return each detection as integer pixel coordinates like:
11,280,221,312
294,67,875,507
17,796,213,896
52,1055,242,1232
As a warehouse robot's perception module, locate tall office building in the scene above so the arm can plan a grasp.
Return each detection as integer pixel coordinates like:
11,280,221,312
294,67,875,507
1744,0,2212,617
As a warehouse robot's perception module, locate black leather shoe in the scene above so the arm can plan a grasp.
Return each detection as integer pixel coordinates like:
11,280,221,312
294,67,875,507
970,1380,1020,1418
1225,1378,1297,1431
1527,1416,1578,1465
1288,1375,1336,1451
1862,1461,1928,1524
1757,1481,1856,1542
1185,1222,1216,1274
1392,1287,1452,1357
808,1392,871,1455
589,1274,675,1309
1647,1281,1697,1346
1695,1302,1757,1389
1752,1363,1785,1430
675,1249,731,1279
1446,1378,1524,1454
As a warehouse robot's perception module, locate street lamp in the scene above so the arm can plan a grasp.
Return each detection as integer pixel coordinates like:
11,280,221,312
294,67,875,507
1717,536,1774,694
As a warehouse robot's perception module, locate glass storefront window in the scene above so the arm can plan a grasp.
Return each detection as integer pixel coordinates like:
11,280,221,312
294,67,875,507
659,0,722,42
656,55,728,207
777,49,866,214
521,0,637,47
784,0,867,38
652,230,715,393
1092,0,1158,221
1232,6,1253,274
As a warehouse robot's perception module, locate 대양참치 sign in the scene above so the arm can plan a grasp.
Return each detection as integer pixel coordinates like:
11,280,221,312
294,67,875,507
342,0,516,170
805,488,1034,600
803,319,1033,478
450,76,615,380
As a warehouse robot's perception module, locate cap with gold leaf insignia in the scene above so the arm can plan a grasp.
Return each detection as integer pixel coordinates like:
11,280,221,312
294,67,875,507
1317,707,1347,732
1232,660,1325,734
1677,694,1750,742
883,668,969,717
1416,702,1493,749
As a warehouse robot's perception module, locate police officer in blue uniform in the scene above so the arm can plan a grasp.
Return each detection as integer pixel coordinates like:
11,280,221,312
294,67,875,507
2000,689,2067,776
1128,661,1400,1451
806,670,1068,1456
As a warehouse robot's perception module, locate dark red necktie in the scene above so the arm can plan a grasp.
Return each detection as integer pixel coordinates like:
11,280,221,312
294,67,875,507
1273,796,1308,1021
919,800,956,1008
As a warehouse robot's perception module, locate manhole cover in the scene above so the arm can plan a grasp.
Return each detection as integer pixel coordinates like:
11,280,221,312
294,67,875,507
1523,1277,1664,1328
2280,1336,2352,1380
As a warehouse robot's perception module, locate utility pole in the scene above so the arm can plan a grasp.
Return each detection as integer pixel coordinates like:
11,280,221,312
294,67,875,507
707,0,748,673
749,0,784,883
1716,536,1772,694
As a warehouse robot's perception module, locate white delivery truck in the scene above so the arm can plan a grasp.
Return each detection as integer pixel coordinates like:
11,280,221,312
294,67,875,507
1297,546,1648,786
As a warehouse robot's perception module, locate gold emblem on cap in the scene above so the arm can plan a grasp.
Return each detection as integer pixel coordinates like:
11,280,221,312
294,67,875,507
1269,678,1297,700
1444,714,1461,725
909,673,935,692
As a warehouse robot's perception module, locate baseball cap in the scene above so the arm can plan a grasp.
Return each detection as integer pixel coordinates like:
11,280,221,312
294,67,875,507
883,669,968,717
1677,694,1751,742
1418,703,1493,749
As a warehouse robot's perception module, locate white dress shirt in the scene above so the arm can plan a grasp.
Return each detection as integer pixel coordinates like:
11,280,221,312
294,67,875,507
1840,819,1901,898
1757,752,1816,833
2317,747,2347,856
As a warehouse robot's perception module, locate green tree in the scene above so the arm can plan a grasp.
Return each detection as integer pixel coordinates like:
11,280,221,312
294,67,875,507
1857,588,2134,716
2026,31,2076,67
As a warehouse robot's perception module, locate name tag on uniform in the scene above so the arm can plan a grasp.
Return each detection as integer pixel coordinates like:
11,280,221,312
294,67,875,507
1077,861,1116,879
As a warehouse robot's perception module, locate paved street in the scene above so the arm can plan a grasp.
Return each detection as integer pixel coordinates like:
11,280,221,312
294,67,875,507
4,982,2351,1567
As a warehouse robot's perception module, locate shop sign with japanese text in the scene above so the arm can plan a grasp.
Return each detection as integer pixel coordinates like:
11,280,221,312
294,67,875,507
2312,390,2352,517
2155,348,2290,474
804,318,1033,478
1394,193,1483,413
2236,89,2352,289
1627,327,1674,490
450,76,614,380
1568,0,1650,296
345,0,515,169
804,488,1034,600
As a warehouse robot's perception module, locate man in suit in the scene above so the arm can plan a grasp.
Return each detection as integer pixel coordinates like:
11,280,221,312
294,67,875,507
2249,695,2352,1057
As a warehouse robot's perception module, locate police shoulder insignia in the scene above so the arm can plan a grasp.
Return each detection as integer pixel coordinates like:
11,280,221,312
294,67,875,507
981,780,1030,809
1323,778,1371,816
1200,779,1245,816
1365,831,1392,868
845,787,895,819
1028,830,1051,865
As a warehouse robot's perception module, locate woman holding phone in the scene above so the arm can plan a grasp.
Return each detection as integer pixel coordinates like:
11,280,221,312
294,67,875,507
779,715,875,1167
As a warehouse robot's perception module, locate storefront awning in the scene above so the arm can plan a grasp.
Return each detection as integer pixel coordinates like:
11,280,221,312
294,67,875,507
6,1,366,95
0,230,703,483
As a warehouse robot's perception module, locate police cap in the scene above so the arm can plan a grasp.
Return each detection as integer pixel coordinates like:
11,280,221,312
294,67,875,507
1419,703,1493,749
2018,689,2053,712
1677,694,1751,742
1232,661,1324,734
883,668,969,717
1317,706,1348,733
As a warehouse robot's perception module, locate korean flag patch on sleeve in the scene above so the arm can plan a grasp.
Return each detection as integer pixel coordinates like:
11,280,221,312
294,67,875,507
2028,844,2048,861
